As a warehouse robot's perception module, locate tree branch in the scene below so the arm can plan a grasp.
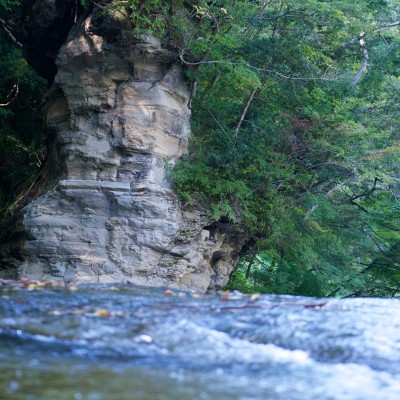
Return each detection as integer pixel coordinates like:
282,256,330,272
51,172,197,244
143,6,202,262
352,47,369,85
258,0,275,14
349,177,382,202
348,177,382,212
363,234,400,271
0,18,22,48
352,32,369,86
0,80,19,107
187,80,197,109
205,108,233,143
179,54,338,82
342,32,366,49
355,103,400,113
245,255,257,279
235,88,257,136
373,21,400,32
304,203,319,220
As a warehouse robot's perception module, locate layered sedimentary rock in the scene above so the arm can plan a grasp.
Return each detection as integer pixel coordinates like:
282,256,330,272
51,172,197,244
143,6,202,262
0,4,245,291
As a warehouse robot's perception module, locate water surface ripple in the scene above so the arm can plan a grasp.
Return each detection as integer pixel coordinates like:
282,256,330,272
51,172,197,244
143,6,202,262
0,284,399,399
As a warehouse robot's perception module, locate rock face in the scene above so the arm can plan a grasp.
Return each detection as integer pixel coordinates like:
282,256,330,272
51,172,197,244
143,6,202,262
0,4,245,291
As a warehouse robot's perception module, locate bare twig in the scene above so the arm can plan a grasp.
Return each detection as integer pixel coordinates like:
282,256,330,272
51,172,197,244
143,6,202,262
205,108,233,142
188,80,197,109
304,203,319,220
352,47,369,85
0,18,22,48
352,31,369,86
235,88,257,136
0,80,19,107
245,255,256,279
208,72,221,92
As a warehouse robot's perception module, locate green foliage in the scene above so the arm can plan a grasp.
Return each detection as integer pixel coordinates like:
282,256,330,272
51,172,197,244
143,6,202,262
170,0,400,297
79,0,90,8
1,0,400,297
0,24,46,218
126,0,170,37
98,0,175,38
0,0,19,10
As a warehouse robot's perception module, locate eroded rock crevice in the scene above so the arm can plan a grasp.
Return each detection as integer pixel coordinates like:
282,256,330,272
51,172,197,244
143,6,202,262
0,2,245,291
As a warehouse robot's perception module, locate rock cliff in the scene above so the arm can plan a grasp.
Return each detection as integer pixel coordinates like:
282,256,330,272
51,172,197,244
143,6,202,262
0,1,245,291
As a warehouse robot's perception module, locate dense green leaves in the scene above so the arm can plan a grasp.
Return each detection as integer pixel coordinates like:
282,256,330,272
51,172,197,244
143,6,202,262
0,2,46,217
169,0,400,297
1,0,399,296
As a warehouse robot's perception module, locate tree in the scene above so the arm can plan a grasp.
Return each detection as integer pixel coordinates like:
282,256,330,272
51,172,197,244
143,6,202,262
0,0,46,217
170,0,400,297
1,0,399,296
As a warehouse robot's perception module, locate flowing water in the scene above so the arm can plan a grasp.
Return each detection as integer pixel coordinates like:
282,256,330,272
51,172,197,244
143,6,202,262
0,283,399,400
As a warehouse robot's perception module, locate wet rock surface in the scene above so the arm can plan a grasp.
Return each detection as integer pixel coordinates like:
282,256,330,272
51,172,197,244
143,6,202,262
0,2,245,291
0,284,399,399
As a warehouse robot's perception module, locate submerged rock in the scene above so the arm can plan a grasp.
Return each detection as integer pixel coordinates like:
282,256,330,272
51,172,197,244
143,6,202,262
0,2,245,291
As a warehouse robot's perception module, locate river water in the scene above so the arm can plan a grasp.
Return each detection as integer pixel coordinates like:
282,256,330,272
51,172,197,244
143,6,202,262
0,283,399,400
